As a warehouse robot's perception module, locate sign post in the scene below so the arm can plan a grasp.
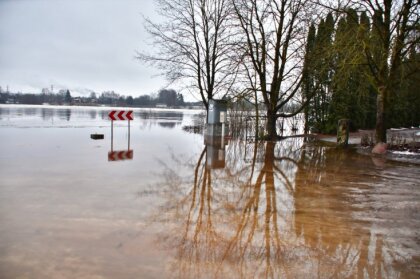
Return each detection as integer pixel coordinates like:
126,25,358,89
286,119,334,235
111,119,114,151
108,110,134,162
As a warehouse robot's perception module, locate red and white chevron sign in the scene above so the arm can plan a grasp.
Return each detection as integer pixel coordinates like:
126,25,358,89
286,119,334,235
108,110,133,121
108,150,133,161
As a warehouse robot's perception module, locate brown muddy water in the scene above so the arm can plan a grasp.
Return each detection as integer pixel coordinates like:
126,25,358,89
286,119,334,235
0,105,419,279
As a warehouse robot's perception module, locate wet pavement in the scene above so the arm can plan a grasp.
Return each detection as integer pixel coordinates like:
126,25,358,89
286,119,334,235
0,105,419,278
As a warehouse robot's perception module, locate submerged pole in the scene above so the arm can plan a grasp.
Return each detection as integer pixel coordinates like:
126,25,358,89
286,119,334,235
128,119,130,150
111,120,114,152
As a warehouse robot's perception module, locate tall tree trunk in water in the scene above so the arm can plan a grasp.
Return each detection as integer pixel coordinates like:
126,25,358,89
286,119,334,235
304,107,309,136
266,109,277,140
264,141,276,165
254,91,260,139
375,86,387,143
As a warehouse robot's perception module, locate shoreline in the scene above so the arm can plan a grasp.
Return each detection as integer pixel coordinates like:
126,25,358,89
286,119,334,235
313,128,420,165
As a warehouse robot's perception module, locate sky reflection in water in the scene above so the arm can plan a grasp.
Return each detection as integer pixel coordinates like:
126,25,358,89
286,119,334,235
0,105,419,278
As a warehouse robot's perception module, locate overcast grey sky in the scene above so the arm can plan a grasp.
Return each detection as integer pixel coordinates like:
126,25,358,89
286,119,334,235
0,0,167,97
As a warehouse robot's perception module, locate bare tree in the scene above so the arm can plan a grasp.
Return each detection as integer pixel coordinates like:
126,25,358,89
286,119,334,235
138,0,239,110
232,0,315,140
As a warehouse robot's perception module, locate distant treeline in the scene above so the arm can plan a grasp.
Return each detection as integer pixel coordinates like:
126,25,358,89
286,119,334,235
0,89,203,108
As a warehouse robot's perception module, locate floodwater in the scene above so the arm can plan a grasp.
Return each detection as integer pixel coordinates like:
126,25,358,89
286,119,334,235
0,105,419,279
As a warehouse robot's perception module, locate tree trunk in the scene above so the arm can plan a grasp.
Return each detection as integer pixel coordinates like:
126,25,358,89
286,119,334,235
264,141,276,164
375,86,387,143
254,91,260,139
304,106,309,135
266,109,277,140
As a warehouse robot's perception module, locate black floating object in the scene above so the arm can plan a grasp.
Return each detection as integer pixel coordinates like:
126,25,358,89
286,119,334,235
90,134,104,140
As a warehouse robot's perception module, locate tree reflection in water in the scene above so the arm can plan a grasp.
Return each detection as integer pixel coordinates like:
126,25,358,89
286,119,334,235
152,137,416,278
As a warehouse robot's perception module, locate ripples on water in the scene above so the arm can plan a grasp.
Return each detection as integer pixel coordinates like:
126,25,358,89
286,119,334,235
0,105,419,278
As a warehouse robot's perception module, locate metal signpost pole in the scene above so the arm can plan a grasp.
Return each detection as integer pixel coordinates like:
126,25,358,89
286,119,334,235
128,119,130,150
111,120,114,152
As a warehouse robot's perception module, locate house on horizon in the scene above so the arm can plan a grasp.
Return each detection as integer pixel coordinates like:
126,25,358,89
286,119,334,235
156,103,168,108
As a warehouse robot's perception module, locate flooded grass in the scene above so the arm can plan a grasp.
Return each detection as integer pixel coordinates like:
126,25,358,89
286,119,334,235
0,105,419,278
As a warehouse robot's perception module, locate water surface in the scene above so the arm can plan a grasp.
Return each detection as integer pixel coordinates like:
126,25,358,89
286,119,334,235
0,105,419,278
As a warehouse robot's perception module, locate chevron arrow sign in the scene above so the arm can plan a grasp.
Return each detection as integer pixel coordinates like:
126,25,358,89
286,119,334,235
108,150,134,161
108,110,133,121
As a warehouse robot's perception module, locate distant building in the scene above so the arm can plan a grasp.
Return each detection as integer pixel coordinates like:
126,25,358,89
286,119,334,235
156,103,168,108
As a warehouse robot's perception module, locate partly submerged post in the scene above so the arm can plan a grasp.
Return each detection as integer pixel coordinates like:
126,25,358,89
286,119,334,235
337,119,350,146
128,118,130,150
111,120,114,152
